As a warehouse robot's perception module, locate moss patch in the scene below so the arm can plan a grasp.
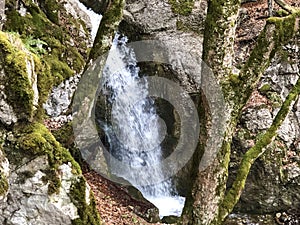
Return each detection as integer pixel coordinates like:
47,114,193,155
4,0,86,83
168,0,195,16
52,122,83,166
70,176,102,225
0,172,9,196
0,31,34,120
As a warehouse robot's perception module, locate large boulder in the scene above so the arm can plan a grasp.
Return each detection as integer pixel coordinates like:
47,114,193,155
0,123,100,225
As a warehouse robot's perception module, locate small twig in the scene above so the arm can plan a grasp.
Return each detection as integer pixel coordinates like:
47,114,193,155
274,0,297,14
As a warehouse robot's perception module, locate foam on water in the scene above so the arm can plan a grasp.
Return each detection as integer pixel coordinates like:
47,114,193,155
100,34,185,218
147,196,186,218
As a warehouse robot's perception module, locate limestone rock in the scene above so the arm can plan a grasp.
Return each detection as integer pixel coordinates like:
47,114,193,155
0,91,18,125
230,45,300,215
0,158,79,225
0,32,40,124
0,126,100,225
43,74,81,117
242,107,273,132
120,0,206,94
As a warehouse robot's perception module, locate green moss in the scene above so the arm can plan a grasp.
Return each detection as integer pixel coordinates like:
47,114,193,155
70,176,102,225
17,122,81,194
229,73,240,85
44,168,62,195
4,0,86,79
168,0,195,16
275,9,290,17
259,84,271,93
267,92,282,108
52,122,83,166
33,55,53,119
0,172,9,196
176,20,185,30
44,55,74,85
0,32,34,120
39,0,60,24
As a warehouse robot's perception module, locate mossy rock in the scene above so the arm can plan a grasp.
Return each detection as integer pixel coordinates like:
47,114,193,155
52,122,83,166
0,31,34,120
17,122,81,194
168,0,195,16
70,176,102,225
4,0,87,84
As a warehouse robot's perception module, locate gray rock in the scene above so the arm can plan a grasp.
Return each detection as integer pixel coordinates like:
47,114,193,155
231,45,300,215
0,156,90,225
242,107,273,132
43,74,81,117
0,92,18,125
277,113,298,146
64,0,102,43
0,0,5,30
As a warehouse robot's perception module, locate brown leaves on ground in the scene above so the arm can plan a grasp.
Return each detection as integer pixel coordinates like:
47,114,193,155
83,168,166,225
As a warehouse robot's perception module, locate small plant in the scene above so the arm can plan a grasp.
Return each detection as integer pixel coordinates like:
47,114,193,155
23,36,48,55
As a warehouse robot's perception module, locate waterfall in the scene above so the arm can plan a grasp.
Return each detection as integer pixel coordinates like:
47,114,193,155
99,34,185,218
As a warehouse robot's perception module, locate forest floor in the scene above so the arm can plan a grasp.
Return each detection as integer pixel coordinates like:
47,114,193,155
78,1,299,225
83,168,166,225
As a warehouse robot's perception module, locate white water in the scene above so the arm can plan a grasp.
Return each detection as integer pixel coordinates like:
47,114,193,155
100,35,185,218
75,0,102,41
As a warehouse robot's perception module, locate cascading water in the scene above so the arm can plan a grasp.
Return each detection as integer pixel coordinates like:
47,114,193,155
99,34,185,218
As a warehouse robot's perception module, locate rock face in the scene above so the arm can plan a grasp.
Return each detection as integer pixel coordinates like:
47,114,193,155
0,145,9,201
43,74,81,117
120,0,206,93
0,1,102,224
0,124,100,225
229,44,300,216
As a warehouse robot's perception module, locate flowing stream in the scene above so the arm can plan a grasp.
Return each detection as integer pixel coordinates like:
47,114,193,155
100,35,185,218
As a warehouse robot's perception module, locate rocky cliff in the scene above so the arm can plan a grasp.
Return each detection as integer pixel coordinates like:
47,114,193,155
0,0,101,224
